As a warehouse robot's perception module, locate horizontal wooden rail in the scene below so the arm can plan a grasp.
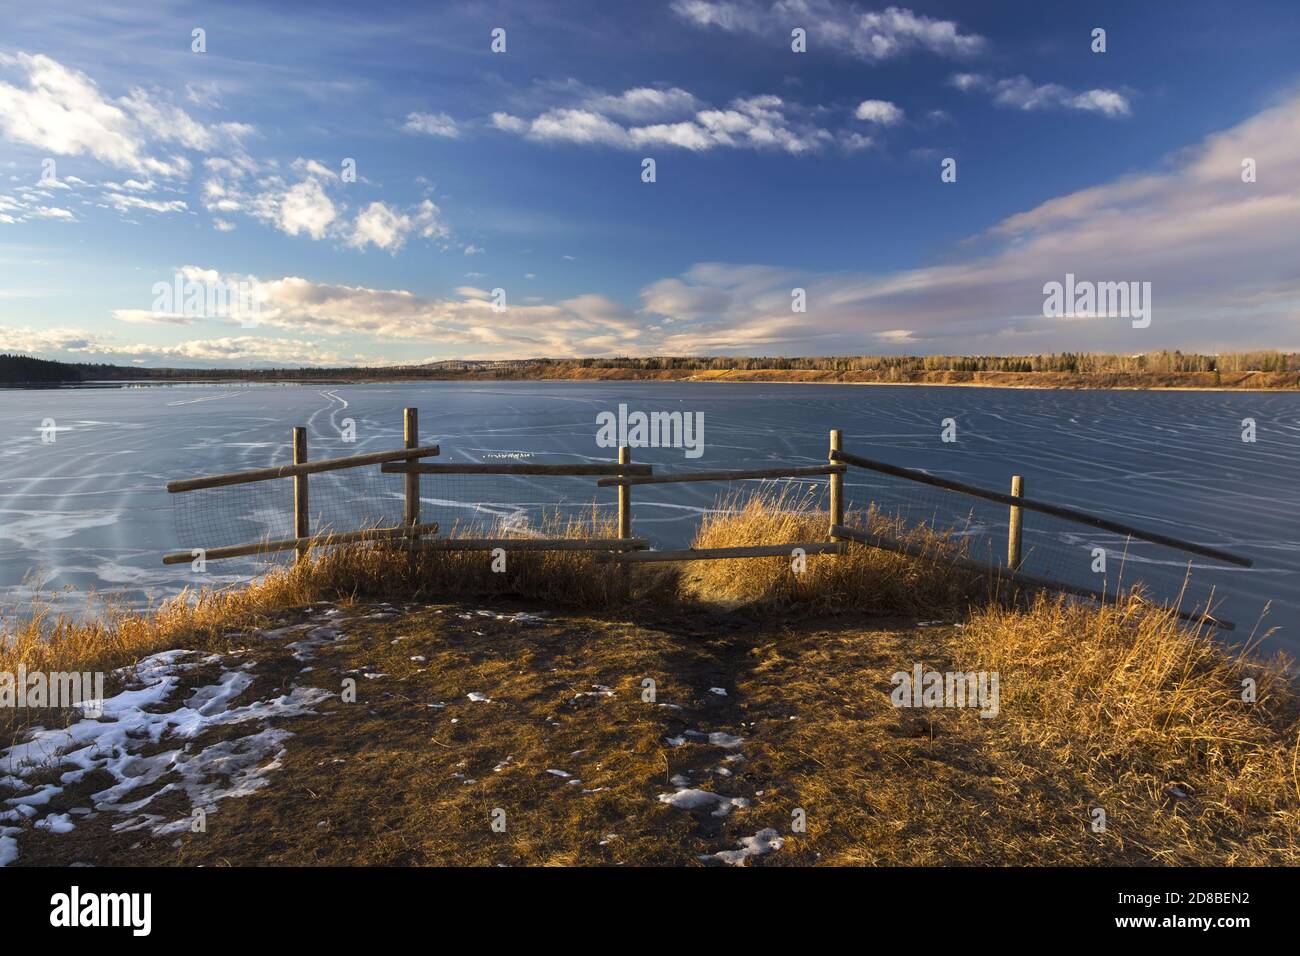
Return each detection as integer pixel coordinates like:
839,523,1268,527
168,444,441,493
403,537,648,552
601,542,846,563
596,464,845,487
830,524,1234,631
383,461,652,477
162,522,440,565
831,449,1252,568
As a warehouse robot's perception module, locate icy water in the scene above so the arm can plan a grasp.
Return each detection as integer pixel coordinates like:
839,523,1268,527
1,381,1296,653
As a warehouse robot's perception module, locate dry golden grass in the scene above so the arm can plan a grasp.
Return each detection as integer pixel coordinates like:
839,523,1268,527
680,487,991,613
951,594,1300,862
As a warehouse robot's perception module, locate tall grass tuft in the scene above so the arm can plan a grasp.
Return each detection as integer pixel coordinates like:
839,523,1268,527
679,486,992,613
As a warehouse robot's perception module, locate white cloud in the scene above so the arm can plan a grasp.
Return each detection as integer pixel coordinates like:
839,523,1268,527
854,99,904,125
0,53,251,178
839,131,875,152
277,178,336,239
672,1,985,61
19,204,76,221
110,309,194,325
490,112,529,134
0,325,110,353
203,155,454,252
100,270,645,358
0,323,381,367
951,73,1131,117
529,109,633,147
97,336,376,366
120,87,253,152
496,91,832,154
403,112,460,138
104,193,187,215
348,199,449,251
583,87,699,121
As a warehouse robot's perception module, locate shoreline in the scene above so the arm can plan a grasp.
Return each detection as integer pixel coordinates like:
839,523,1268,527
5,374,1299,394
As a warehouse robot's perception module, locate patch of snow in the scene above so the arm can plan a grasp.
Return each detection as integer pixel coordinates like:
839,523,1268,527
35,812,75,834
657,788,751,817
705,828,785,866
0,834,18,866
685,730,745,749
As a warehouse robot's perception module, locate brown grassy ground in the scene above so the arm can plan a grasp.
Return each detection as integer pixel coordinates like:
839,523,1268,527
9,595,1295,866
3,502,1297,866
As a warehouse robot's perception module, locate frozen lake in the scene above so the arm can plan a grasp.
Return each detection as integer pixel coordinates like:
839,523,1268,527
1,381,1296,654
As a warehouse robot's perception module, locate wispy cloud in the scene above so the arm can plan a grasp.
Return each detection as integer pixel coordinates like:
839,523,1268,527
0,52,252,178
950,73,1131,117
402,111,460,138
493,90,833,154
672,1,985,61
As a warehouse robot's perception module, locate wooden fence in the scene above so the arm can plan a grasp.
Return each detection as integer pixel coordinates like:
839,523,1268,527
163,408,1252,629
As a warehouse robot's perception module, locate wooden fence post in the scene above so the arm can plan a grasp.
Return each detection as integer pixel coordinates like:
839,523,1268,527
403,407,419,527
1007,474,1024,570
293,426,308,562
829,429,843,536
617,446,632,599
617,446,632,539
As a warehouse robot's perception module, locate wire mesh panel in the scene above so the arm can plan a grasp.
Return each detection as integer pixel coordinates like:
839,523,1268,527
415,472,615,538
1017,509,1227,624
843,466,1230,623
173,465,406,553
843,470,1005,566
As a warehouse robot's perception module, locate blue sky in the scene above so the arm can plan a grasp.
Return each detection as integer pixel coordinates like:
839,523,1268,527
1,0,1297,366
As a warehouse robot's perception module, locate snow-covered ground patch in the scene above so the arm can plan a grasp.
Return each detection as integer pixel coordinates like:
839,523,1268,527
704,828,785,866
0,649,331,866
657,788,750,817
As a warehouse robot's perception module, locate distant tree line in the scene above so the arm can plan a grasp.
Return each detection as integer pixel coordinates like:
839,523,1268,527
0,354,71,383
549,351,1298,374
2,350,1297,385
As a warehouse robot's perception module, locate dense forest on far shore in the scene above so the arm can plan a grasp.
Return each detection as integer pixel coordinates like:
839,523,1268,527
2,350,1298,389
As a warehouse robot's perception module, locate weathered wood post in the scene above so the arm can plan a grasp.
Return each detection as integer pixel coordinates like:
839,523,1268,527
617,446,633,598
403,407,420,527
293,426,309,562
829,429,843,536
617,446,632,539
1007,474,1024,570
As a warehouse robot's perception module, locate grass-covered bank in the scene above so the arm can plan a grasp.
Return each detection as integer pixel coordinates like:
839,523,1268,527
2,502,1296,866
